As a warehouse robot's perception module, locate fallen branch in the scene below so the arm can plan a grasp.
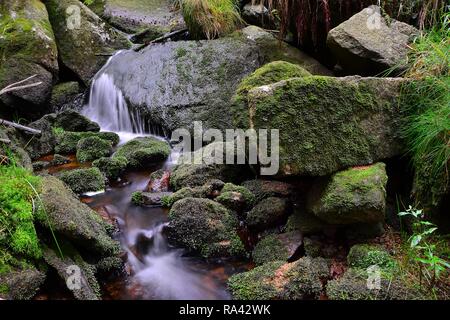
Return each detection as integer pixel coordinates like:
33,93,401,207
134,28,188,52
0,119,41,135
0,138,11,144
0,75,43,96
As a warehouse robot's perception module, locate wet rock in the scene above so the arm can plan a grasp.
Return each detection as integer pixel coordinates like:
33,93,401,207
308,163,388,225
170,141,249,190
89,0,185,35
50,82,82,112
54,110,100,133
147,169,170,192
26,114,58,160
113,137,170,169
0,0,58,113
228,257,329,300
50,154,70,166
252,231,303,265
44,0,130,85
55,131,119,154
92,156,128,181
285,209,329,235
58,167,105,195
240,76,405,177
242,179,294,202
246,197,289,230
242,4,277,29
43,246,100,300
168,198,246,258
216,183,256,212
39,176,119,256
327,5,419,75
32,161,50,171
132,191,173,206
0,268,46,300
76,136,113,163
100,26,329,133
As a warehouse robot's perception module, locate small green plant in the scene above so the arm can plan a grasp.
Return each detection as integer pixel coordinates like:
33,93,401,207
52,127,65,136
161,194,172,208
83,0,95,5
131,191,144,206
399,206,450,291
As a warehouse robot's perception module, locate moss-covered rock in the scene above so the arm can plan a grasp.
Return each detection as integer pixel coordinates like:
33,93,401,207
242,179,293,203
55,131,119,154
76,136,112,163
0,126,33,169
216,183,255,212
50,82,81,111
228,257,329,300
168,198,246,258
0,0,58,111
44,0,130,85
50,154,70,166
26,114,58,160
132,191,172,206
39,176,119,256
0,268,46,300
326,268,426,300
285,209,329,235
347,244,396,270
246,197,289,230
237,76,405,177
308,163,388,225
58,168,105,195
92,156,128,180
113,137,170,169
252,231,303,265
54,110,100,133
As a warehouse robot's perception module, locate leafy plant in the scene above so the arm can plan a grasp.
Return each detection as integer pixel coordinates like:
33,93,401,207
399,206,450,290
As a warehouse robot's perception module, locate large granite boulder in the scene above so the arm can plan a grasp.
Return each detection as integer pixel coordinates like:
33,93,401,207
237,76,406,177
0,0,58,113
327,5,419,75
98,26,329,133
44,0,130,85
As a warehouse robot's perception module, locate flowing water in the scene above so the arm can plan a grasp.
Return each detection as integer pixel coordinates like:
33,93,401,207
80,56,249,300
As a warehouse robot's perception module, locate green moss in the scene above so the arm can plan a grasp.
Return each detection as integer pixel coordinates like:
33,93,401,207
76,136,112,163
220,183,255,207
228,260,284,300
246,197,288,230
347,244,397,271
131,191,144,206
92,156,128,180
55,131,119,154
113,137,170,169
0,165,42,260
252,234,289,265
59,167,105,195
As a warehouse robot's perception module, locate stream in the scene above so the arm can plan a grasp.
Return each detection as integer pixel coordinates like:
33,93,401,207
71,54,250,300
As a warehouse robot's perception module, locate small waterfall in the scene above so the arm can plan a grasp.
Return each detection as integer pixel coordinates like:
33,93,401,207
82,73,145,139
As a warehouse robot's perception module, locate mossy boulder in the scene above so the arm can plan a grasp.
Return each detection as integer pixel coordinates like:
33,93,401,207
347,244,396,270
92,156,128,180
252,231,303,265
236,76,405,177
168,198,246,258
163,185,211,207
170,142,249,190
39,176,119,256
76,136,113,163
246,197,289,230
326,268,426,300
307,163,388,225
0,268,46,300
0,0,58,111
54,110,100,133
50,82,81,111
58,167,105,195
113,137,170,169
132,191,172,206
44,0,130,85
216,183,255,212
50,154,70,166
285,209,329,235
55,131,119,154
0,126,33,169
228,257,329,300
242,179,293,202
